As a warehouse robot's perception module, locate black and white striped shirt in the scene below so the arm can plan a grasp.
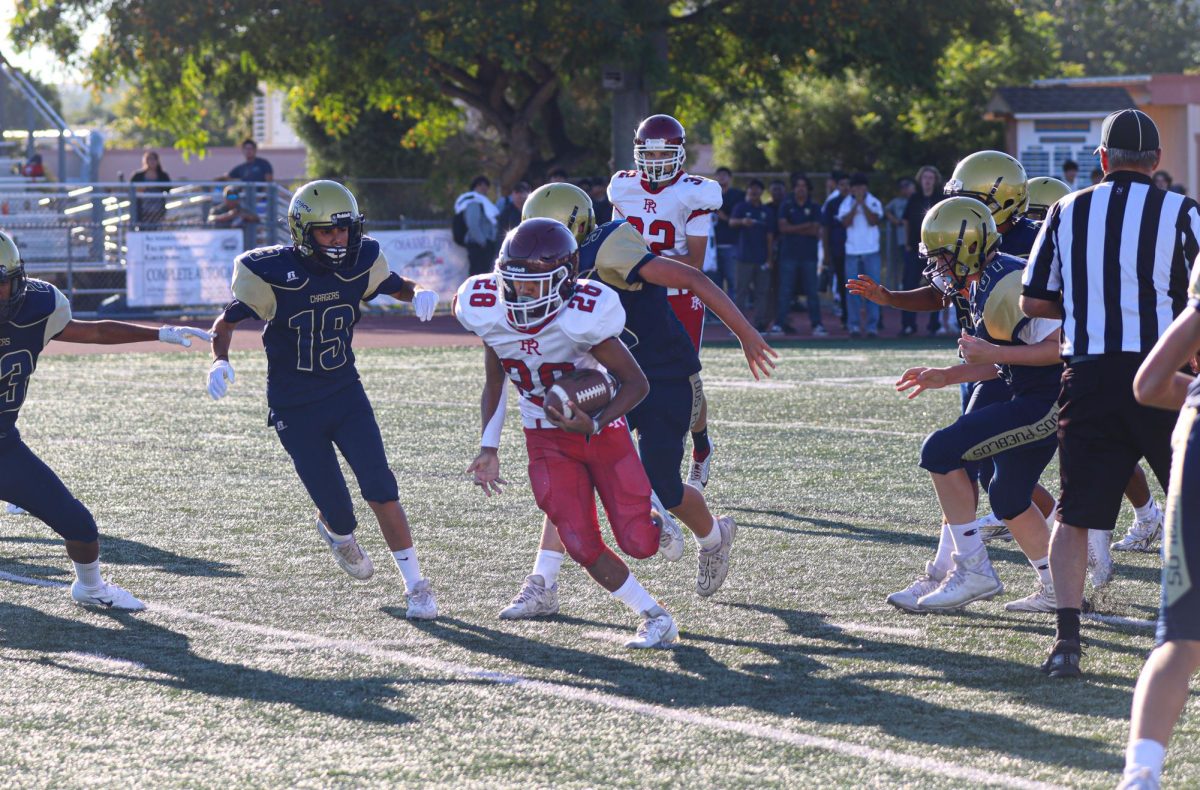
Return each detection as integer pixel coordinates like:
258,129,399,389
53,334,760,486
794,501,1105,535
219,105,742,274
1022,171,1200,356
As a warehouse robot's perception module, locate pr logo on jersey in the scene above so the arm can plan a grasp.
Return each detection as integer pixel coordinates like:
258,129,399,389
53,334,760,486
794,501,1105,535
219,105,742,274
519,339,542,356
642,198,657,214
286,271,299,282
274,420,287,432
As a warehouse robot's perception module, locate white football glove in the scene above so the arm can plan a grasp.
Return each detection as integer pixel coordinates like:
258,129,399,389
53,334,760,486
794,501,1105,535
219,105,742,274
412,289,438,322
208,360,235,400
159,325,214,348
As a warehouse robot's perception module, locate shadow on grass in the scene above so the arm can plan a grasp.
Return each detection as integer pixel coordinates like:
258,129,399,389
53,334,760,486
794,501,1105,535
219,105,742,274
0,603,415,725
0,533,241,578
398,608,1120,770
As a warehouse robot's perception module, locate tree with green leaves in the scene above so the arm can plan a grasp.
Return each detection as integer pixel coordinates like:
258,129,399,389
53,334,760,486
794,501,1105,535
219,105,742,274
11,0,1029,192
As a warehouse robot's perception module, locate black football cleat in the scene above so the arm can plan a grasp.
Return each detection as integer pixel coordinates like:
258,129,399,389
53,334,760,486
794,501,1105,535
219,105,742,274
1041,638,1082,678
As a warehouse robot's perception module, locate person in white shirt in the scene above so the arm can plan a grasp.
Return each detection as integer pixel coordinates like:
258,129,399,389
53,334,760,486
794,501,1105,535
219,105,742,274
836,173,884,337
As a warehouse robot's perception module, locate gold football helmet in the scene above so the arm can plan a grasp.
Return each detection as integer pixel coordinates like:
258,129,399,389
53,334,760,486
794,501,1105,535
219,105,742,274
919,196,1000,295
522,183,596,244
288,180,364,270
1025,176,1072,221
0,231,27,322
944,150,1029,228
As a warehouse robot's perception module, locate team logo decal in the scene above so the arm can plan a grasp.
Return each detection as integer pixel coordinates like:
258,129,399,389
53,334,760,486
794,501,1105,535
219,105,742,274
520,339,542,356
643,199,657,213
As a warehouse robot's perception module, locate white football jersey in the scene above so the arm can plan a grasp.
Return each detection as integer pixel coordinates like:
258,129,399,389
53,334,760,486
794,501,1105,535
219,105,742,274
607,170,722,258
454,274,627,428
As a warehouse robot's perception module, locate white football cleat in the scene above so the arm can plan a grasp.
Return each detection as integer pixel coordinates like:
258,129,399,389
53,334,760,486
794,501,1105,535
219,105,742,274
316,519,374,580
625,605,678,649
1113,507,1163,553
5,502,27,515
405,579,438,620
650,490,684,563
978,512,1012,543
70,579,145,611
1004,581,1057,613
686,442,714,490
1088,528,1114,589
498,574,559,620
696,516,737,597
918,548,1004,612
886,562,945,613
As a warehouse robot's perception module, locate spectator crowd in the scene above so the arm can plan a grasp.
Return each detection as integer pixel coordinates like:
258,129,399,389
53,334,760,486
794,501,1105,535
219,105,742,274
452,159,1192,341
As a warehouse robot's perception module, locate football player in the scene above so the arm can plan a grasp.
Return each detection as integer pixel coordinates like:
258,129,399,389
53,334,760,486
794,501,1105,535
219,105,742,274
608,114,723,490
886,198,1064,613
206,180,441,620
457,218,678,648
1024,177,1071,222
951,154,1162,564
493,183,777,619
851,152,1158,581
1117,276,1200,789
0,230,211,610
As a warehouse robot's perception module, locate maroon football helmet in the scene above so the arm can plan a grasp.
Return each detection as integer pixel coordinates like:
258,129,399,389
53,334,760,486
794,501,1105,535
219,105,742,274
634,114,686,184
494,217,580,329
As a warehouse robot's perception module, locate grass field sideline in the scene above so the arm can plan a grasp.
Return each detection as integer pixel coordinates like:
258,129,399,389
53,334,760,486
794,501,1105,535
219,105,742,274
0,341,1182,788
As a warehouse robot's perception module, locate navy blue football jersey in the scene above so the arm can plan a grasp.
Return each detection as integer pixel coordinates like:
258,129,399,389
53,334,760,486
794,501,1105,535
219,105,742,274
999,216,1041,259
226,238,395,408
580,220,702,380
0,279,72,435
971,252,1063,396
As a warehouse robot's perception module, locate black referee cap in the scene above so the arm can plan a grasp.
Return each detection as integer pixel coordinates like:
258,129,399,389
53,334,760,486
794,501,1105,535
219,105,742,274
1095,109,1160,153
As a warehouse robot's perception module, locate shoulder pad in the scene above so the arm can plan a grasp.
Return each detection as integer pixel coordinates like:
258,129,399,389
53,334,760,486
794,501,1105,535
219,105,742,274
679,175,723,210
235,245,305,287
14,278,61,323
454,274,505,336
557,280,626,347
359,236,381,263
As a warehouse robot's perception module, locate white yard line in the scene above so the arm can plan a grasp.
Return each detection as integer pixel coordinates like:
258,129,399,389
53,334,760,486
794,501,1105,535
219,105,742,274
1084,612,1155,629
0,570,1060,790
712,420,926,438
829,622,923,639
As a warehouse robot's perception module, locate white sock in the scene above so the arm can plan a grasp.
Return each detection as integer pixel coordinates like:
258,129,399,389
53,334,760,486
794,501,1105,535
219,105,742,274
392,549,423,590
532,549,564,587
1029,555,1052,587
319,517,354,544
1135,498,1159,523
695,517,722,551
73,560,102,589
932,523,955,577
949,519,985,557
1124,738,1165,780
611,573,657,616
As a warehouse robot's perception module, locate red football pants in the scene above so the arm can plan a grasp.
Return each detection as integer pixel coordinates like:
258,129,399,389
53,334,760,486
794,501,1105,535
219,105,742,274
525,420,657,567
668,289,705,351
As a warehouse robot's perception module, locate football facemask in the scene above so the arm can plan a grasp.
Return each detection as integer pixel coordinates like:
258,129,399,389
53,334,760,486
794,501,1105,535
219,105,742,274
496,263,573,329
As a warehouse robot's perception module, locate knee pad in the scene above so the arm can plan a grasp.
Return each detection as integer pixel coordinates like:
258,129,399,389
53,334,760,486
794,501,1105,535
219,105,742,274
614,518,659,560
46,498,99,543
359,467,399,504
987,478,1034,522
919,428,966,475
558,525,604,567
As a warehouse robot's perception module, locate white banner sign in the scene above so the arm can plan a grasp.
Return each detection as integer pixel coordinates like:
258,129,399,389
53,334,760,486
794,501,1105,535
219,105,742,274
126,230,243,307
370,229,469,306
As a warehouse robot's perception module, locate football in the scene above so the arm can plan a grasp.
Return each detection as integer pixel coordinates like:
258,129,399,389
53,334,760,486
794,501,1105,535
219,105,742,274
544,369,615,420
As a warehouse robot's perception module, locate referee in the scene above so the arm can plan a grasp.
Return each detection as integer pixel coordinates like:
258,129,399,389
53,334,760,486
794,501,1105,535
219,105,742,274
1021,108,1200,678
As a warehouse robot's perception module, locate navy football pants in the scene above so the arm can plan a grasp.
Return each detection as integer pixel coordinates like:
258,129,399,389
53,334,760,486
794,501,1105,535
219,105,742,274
920,390,1059,521
962,377,1010,491
269,382,399,535
0,432,98,542
627,377,693,511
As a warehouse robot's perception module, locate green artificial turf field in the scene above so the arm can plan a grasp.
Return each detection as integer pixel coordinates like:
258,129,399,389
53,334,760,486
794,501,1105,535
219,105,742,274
0,340,1180,788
